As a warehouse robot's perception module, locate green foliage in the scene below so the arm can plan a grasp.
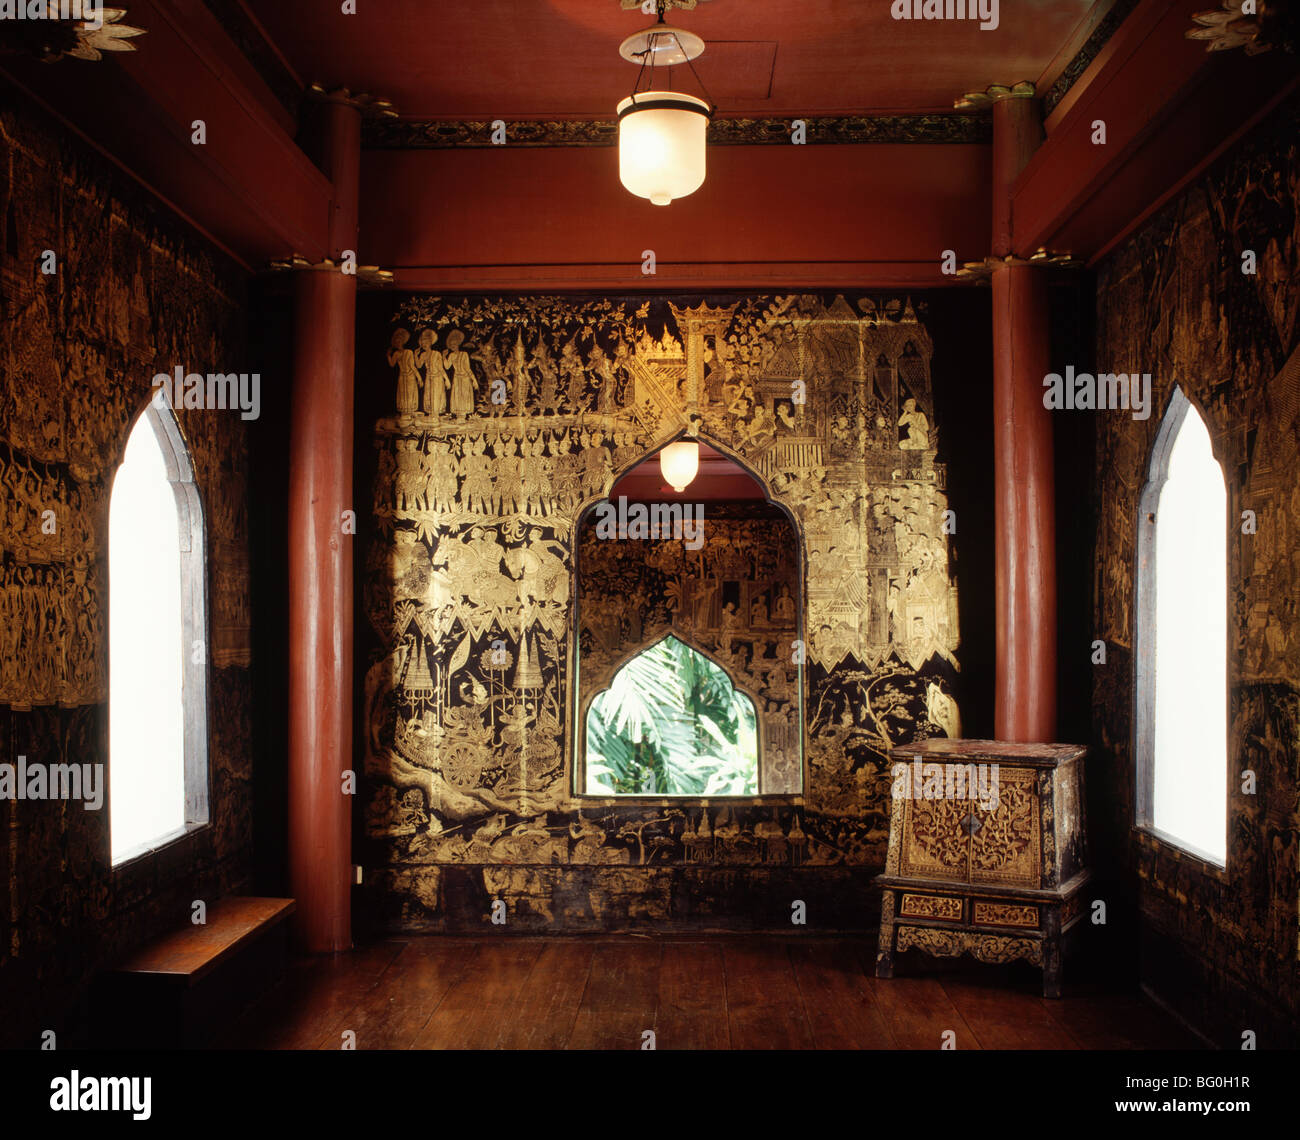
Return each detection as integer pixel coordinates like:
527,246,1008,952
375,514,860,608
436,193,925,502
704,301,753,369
586,636,758,796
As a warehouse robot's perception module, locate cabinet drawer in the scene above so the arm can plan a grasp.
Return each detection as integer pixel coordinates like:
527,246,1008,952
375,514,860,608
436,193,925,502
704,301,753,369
899,893,963,921
973,901,1039,929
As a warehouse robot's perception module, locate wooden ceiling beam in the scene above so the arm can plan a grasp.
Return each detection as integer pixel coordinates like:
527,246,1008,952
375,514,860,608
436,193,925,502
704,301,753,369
0,0,331,270
360,143,992,292
1011,0,1300,262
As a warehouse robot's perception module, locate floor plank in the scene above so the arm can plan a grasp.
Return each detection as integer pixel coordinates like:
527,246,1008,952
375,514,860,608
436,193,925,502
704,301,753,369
224,935,1201,1051
1040,987,1202,1049
410,941,544,1050
789,940,894,1049
868,974,981,1049
233,939,405,1051
343,939,473,1050
852,943,981,1049
939,977,1080,1050
655,942,731,1050
497,942,594,1049
567,942,662,1050
723,942,815,1049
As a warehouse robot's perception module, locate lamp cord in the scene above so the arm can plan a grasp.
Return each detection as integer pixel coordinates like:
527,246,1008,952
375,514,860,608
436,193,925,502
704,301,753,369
672,30,715,116
629,27,716,117
632,34,652,100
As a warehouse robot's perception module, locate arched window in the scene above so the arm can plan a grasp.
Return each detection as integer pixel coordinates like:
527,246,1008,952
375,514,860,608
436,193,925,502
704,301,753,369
585,635,759,796
1135,388,1227,865
574,440,804,797
109,403,209,865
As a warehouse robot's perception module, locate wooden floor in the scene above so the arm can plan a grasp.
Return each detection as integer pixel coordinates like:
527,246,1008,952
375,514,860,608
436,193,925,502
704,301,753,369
223,936,1201,1050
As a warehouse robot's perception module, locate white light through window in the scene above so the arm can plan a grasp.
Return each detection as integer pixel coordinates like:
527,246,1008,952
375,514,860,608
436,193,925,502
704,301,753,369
1148,396,1227,864
109,410,186,863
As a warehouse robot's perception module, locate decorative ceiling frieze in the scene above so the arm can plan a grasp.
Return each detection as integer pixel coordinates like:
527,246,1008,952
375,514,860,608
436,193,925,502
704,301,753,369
200,0,303,116
362,113,992,150
1043,0,1140,115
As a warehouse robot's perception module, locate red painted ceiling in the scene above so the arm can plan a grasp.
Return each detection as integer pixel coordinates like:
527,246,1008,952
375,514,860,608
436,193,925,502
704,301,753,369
244,0,1101,116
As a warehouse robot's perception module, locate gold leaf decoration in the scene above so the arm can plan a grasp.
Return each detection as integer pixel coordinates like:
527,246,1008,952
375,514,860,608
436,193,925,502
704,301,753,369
65,8,146,62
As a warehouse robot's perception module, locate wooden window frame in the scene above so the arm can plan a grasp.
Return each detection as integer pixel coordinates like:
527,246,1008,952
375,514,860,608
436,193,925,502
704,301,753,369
109,402,211,868
1132,385,1228,873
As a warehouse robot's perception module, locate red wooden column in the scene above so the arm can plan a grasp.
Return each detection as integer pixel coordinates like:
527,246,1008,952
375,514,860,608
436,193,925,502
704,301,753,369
989,89,1057,743
287,93,362,952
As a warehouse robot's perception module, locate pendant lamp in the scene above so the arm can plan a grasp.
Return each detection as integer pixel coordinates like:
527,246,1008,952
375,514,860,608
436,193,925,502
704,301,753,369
660,440,700,492
617,4,714,206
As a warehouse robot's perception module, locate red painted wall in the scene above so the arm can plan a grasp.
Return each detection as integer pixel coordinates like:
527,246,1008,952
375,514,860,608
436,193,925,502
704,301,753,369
359,144,991,291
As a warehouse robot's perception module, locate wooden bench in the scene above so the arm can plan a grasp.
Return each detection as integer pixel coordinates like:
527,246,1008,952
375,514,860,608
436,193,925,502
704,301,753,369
93,897,295,1048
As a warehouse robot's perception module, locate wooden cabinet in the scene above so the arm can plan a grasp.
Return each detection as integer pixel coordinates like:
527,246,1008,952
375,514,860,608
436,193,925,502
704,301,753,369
874,739,1089,998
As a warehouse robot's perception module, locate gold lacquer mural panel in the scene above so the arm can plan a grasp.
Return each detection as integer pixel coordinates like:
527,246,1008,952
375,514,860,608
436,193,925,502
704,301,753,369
363,293,963,921
1092,94,1300,1032
0,98,253,1043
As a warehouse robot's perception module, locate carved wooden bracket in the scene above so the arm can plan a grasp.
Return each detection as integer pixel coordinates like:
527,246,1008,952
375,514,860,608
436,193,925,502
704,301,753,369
305,84,399,119
1186,0,1297,54
953,80,1036,111
954,249,1082,282
268,254,393,287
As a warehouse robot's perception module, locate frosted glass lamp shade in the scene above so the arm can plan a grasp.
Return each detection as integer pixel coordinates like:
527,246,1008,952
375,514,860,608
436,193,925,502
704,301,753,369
660,441,700,492
617,92,709,206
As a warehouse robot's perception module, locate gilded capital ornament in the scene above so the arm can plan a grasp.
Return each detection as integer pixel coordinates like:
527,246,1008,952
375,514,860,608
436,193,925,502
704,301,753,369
953,80,1036,111
619,0,704,9
1186,0,1296,53
0,6,145,62
954,249,1081,281
268,254,394,287
306,84,399,119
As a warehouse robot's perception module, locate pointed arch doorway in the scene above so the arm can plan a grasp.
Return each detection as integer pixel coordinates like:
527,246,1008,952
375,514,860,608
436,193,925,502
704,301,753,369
573,439,805,798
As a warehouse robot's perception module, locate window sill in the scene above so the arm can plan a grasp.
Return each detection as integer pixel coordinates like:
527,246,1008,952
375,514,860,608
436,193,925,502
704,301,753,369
1133,825,1228,880
111,819,210,872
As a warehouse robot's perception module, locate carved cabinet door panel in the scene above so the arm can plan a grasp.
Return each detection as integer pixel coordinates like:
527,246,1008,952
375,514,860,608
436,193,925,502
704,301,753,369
896,765,1042,888
898,795,970,882
970,766,1041,889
